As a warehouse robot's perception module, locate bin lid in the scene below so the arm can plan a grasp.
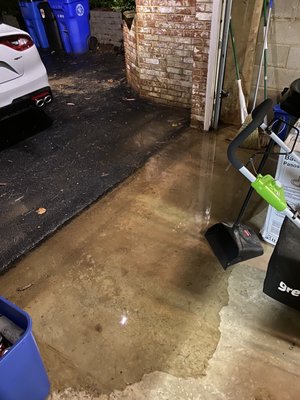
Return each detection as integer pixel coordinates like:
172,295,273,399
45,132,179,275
47,0,89,7
62,0,89,5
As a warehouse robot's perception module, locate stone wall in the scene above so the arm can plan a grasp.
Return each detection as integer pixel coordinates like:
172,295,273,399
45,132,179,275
221,0,300,124
253,0,300,104
123,0,213,127
90,9,123,48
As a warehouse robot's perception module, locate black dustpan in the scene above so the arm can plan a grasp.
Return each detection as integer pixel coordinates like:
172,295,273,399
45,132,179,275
205,222,263,269
205,104,276,270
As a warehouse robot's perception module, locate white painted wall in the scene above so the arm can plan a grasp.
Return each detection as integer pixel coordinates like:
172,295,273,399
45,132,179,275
252,0,300,104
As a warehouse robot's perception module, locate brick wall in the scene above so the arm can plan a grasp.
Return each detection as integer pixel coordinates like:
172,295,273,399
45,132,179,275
124,18,140,91
135,0,196,108
191,1,212,126
123,0,213,127
90,9,123,48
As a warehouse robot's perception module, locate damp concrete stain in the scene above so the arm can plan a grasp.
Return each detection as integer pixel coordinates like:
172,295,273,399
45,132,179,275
49,268,300,400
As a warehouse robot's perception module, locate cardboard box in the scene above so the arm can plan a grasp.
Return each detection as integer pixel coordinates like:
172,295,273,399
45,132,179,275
261,126,300,245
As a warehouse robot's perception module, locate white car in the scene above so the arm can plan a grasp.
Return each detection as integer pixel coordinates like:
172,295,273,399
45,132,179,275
0,22,52,120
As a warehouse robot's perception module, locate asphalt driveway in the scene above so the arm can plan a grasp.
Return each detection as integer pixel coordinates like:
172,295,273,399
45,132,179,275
0,50,189,272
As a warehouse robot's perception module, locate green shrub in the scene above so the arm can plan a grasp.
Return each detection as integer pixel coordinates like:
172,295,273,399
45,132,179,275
0,0,135,17
89,0,135,12
89,0,112,9
113,0,135,11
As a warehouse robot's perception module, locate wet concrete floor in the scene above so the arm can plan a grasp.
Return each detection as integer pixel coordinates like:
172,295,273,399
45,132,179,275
1,125,300,399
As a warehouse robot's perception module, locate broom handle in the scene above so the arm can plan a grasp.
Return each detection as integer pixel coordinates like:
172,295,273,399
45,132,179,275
234,139,275,226
252,0,273,111
229,20,248,123
228,99,273,171
263,0,268,100
229,20,240,80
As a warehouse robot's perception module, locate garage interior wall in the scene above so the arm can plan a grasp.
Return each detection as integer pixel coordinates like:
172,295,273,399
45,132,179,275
221,0,300,125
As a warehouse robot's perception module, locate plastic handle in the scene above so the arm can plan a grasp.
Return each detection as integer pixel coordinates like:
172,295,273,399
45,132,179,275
227,98,273,170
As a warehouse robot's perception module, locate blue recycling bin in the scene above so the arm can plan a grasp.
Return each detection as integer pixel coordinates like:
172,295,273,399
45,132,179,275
272,104,294,141
48,0,90,54
0,297,50,400
19,0,49,48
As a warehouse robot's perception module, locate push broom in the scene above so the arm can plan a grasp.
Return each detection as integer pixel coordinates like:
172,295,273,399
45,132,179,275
229,19,248,124
235,0,273,150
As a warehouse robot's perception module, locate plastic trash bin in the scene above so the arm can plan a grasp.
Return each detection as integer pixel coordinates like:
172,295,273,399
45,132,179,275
272,104,295,141
38,1,64,51
48,0,91,54
0,296,50,400
19,0,49,49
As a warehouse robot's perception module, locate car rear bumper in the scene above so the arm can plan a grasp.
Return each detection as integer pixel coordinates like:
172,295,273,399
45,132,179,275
0,86,53,120
0,54,50,107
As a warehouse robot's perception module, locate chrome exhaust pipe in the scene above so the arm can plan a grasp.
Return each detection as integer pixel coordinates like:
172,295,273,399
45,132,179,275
35,99,44,108
44,95,52,104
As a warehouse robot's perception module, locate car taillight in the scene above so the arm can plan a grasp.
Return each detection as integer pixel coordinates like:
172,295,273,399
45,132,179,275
0,34,34,51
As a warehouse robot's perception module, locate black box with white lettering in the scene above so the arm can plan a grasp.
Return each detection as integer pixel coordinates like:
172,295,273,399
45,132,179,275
263,217,300,311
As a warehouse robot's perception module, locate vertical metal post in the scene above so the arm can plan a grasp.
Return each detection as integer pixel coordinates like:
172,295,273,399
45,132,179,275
203,0,223,131
212,0,233,130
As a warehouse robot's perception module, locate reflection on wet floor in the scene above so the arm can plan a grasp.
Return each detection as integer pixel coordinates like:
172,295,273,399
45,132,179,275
194,131,217,232
0,126,279,397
